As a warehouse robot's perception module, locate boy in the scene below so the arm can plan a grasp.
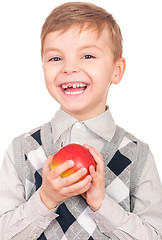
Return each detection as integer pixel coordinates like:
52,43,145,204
0,2,162,239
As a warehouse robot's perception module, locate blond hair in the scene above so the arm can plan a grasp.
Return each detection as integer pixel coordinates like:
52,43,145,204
41,2,123,62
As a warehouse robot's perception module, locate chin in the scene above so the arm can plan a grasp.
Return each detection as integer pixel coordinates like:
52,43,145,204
62,104,88,119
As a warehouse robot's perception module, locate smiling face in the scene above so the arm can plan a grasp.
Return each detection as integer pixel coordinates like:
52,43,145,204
42,25,125,120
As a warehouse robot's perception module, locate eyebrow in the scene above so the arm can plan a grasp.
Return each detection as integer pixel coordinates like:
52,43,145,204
78,44,102,51
44,48,61,54
44,44,102,54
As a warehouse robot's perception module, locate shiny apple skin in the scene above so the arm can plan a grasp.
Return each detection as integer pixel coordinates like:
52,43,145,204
51,144,96,181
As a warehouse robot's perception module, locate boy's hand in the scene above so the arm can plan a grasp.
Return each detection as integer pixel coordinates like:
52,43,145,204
39,156,92,209
82,144,105,212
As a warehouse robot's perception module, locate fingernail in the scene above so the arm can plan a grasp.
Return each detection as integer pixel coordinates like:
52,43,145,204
90,165,95,170
81,168,87,173
87,175,92,181
69,160,74,166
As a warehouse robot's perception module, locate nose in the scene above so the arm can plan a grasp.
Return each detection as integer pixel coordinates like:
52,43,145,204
62,60,80,75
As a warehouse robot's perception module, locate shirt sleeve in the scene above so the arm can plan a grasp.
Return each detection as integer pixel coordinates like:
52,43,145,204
89,148,162,239
0,143,58,240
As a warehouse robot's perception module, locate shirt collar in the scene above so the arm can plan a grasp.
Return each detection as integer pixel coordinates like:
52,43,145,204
83,106,116,142
51,106,116,144
51,108,77,144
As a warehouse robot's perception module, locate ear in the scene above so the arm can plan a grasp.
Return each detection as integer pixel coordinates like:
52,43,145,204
111,57,126,84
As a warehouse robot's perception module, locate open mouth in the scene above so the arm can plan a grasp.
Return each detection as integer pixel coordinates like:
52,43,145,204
60,82,88,95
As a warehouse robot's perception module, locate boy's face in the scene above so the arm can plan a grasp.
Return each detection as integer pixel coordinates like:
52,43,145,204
42,25,122,120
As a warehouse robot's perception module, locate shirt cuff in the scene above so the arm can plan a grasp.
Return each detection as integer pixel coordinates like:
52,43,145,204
24,190,59,229
89,193,130,234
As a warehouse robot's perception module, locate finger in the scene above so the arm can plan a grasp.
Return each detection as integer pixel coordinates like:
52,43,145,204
42,155,53,177
61,167,88,187
84,144,102,159
49,160,74,179
90,147,103,158
88,148,104,173
68,181,91,197
64,175,92,195
89,165,96,178
78,181,91,195
83,143,92,149
84,144,104,172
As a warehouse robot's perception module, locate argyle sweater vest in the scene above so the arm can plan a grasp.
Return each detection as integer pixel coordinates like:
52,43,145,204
13,122,149,240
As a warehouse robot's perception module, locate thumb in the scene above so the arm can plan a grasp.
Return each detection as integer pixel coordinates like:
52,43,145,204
42,155,53,177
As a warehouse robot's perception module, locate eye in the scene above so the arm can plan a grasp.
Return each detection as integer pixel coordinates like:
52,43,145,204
82,55,95,59
49,57,62,62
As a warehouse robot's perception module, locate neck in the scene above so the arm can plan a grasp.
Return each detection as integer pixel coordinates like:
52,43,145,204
61,105,107,121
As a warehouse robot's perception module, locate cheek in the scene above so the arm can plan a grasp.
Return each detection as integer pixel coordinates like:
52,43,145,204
85,61,111,81
43,65,50,80
43,65,56,85
88,68,110,87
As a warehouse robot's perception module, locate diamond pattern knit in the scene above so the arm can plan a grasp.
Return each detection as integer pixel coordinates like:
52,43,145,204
13,122,149,239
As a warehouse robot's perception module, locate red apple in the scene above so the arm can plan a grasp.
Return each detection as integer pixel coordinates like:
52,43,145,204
51,144,96,181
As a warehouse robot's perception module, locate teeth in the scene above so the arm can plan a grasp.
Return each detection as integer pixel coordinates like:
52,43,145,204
62,84,68,89
62,82,87,89
65,90,84,95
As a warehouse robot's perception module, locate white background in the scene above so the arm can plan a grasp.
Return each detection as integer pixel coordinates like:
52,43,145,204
0,0,162,182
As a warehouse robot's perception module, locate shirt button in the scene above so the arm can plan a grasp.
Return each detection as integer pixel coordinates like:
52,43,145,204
75,122,81,128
